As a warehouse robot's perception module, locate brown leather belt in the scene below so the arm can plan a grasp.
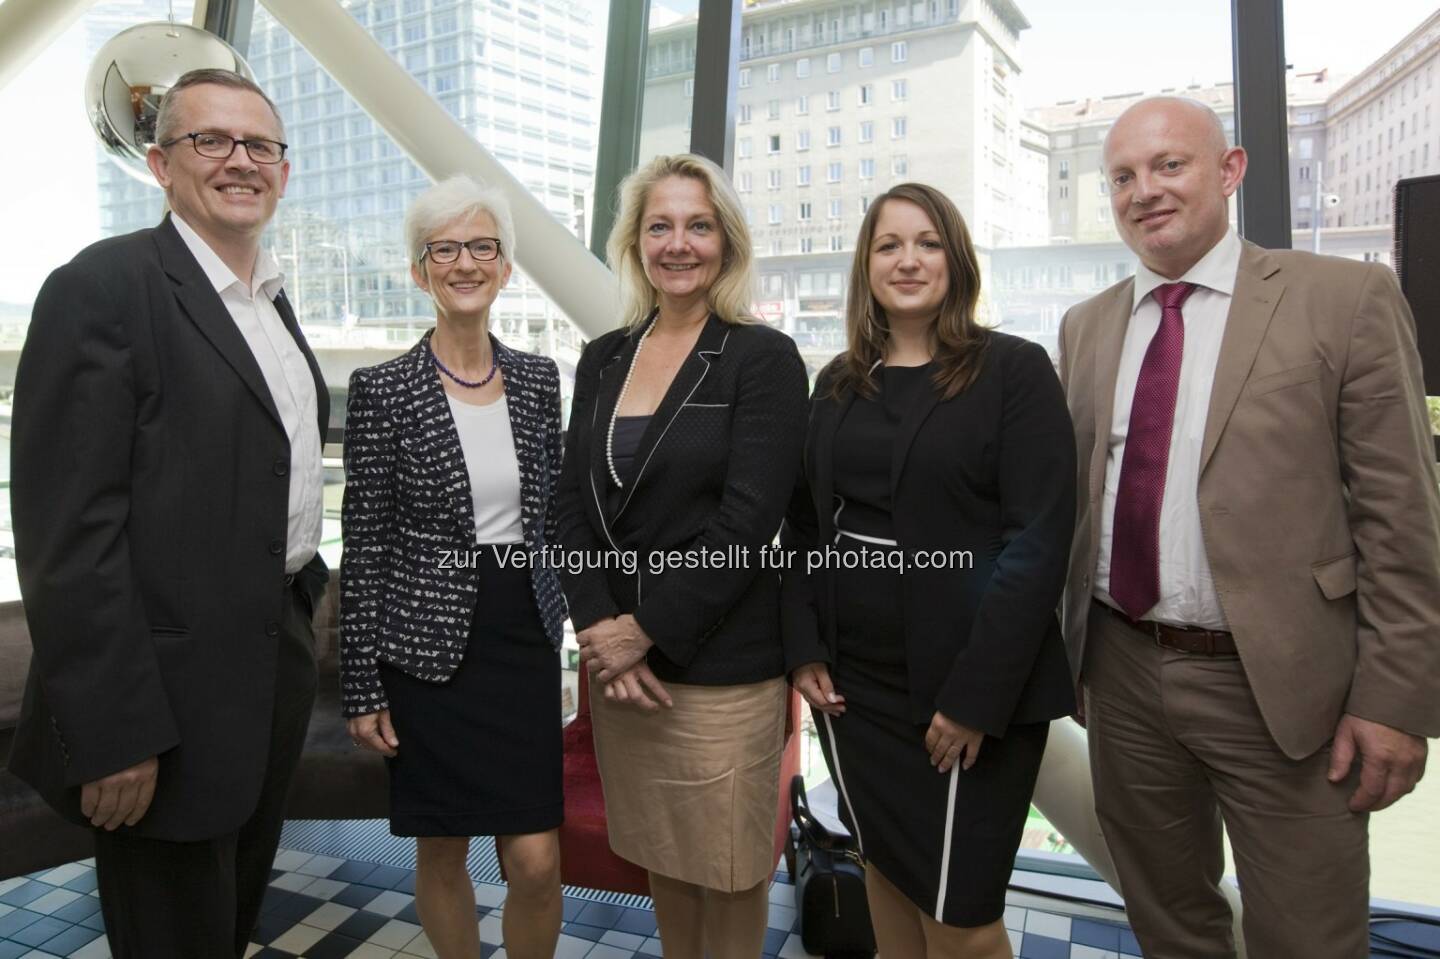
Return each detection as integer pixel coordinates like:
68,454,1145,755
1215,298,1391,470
1096,599,1239,655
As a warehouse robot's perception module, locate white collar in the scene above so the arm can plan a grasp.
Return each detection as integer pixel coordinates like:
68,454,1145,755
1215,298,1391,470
171,213,284,301
1131,227,1241,315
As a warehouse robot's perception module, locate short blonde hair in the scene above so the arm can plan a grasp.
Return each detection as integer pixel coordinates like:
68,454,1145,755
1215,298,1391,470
404,175,515,267
605,154,757,329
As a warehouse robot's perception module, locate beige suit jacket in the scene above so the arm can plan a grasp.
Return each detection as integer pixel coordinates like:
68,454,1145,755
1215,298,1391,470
1059,240,1440,759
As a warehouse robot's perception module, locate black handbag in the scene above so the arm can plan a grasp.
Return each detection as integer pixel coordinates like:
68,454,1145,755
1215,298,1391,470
789,774,877,957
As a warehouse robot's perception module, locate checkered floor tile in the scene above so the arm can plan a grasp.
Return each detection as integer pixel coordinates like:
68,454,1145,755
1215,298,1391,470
4,822,1436,957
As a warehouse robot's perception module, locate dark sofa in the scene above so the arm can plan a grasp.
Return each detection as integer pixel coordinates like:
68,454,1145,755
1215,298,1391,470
0,573,388,879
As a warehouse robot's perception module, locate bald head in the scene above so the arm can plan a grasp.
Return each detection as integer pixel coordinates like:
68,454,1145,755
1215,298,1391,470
1101,96,1247,279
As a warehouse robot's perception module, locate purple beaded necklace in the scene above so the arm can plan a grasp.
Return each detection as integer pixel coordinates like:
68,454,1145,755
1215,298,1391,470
429,339,498,388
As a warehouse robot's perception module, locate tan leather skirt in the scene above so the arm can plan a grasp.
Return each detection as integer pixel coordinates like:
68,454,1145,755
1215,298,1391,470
589,674,787,892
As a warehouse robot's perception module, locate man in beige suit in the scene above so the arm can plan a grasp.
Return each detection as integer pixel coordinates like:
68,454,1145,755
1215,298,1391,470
1059,96,1440,958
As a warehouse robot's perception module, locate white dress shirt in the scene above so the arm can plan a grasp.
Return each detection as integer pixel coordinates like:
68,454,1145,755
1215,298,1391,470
172,214,325,574
447,394,525,544
1096,228,1243,629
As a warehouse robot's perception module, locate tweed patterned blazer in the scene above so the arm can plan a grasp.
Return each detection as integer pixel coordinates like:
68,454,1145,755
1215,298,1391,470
339,331,567,717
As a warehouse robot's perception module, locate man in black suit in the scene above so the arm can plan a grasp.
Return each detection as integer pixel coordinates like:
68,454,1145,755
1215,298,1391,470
7,69,328,956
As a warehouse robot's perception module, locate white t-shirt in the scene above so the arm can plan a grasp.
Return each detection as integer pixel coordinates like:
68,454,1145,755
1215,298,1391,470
447,395,524,544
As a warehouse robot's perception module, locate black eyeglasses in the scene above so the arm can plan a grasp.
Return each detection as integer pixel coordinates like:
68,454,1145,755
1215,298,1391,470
422,238,503,264
160,131,288,164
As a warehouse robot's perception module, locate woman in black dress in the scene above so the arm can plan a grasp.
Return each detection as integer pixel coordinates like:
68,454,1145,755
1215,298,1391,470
782,183,1076,957
340,176,567,959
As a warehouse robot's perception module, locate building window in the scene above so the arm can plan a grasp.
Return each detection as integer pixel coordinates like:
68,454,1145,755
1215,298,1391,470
827,52,842,73
1098,180,1108,196
827,162,842,183
738,103,752,124
798,165,812,186
892,155,908,176
828,126,842,147
1298,111,1314,124
860,195,872,213
768,169,782,190
858,47,874,68
684,77,694,98
768,204,783,224
859,84,874,106
892,79,908,101
796,57,811,79
800,236,814,253
738,171,752,192
739,68,751,88
1058,159,1070,180
828,198,843,217
768,63,781,83
827,90,841,111
891,116,907,139
799,201,813,221
768,99,781,120
1299,137,1314,159
1059,185,1069,199
830,234,844,251
891,41,908,62
859,120,874,143
739,137,753,158
1299,165,1311,180
797,130,811,151
860,157,875,179
769,134,782,154
796,95,810,116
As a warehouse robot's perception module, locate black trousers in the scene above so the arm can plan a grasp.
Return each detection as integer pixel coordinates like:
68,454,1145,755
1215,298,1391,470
93,581,318,958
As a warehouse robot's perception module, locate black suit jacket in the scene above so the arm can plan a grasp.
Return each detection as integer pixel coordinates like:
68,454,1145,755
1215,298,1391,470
6,215,329,841
555,315,809,685
781,333,1077,735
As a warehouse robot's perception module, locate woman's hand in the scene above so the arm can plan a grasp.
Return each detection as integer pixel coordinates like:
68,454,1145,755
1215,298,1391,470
577,614,654,682
925,711,983,773
792,662,846,716
348,710,399,757
603,661,674,712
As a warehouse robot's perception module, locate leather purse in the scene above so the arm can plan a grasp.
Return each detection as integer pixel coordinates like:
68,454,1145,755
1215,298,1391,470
789,774,877,957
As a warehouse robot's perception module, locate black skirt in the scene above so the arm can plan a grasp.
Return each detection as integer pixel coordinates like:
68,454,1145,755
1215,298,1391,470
378,546,563,837
821,541,1048,927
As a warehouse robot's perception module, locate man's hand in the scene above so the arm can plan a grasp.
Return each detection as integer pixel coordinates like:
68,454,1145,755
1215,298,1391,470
348,709,399,758
792,662,845,716
602,661,673,712
81,756,159,830
925,711,984,774
1327,713,1428,813
577,614,653,682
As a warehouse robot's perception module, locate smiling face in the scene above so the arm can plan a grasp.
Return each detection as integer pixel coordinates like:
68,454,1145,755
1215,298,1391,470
146,83,289,248
1103,98,1247,279
637,175,725,310
410,211,512,323
866,197,951,328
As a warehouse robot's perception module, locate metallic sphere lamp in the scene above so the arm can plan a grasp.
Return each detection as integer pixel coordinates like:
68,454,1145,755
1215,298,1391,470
85,21,253,183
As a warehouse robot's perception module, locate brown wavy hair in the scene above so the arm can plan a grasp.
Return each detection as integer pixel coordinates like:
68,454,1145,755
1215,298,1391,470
829,182,988,400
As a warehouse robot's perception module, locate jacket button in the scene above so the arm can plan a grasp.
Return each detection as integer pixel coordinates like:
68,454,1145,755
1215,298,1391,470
269,540,284,555
265,621,280,637
274,459,289,477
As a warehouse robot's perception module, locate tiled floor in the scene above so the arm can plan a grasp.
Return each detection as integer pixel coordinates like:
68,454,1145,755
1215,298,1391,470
3,823,1437,957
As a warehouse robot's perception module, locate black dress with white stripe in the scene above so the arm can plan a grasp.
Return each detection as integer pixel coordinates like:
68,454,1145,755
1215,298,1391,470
819,363,1049,927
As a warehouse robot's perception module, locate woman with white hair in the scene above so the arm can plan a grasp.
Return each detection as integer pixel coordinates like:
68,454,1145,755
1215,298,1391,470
339,175,567,959
554,154,809,958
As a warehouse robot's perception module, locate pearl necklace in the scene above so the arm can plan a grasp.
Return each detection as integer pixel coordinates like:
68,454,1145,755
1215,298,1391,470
606,318,656,488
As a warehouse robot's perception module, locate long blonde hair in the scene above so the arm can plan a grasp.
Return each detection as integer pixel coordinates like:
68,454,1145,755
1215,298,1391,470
831,182,988,400
606,154,758,329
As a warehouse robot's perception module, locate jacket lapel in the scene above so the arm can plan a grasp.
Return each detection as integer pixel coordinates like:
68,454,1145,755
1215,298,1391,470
1199,242,1284,475
493,337,542,543
273,289,330,441
614,314,730,519
586,327,640,520
889,369,943,503
410,332,475,539
1089,280,1134,508
155,216,284,430
811,383,854,546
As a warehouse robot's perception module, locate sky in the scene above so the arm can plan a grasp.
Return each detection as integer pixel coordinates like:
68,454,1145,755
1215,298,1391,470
1,0,1436,304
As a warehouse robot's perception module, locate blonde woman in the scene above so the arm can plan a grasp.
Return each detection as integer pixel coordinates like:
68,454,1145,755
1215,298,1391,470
554,154,808,958
341,176,566,959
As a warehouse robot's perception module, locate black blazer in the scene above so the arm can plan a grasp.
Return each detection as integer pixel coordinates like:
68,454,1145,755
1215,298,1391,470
555,315,809,685
782,333,1077,735
7,215,329,841
339,331,568,717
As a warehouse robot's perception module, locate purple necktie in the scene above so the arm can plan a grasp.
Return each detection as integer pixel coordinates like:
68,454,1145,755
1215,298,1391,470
1110,281,1196,620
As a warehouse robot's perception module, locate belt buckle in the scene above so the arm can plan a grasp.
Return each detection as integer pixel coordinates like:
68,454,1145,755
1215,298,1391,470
1150,621,1166,648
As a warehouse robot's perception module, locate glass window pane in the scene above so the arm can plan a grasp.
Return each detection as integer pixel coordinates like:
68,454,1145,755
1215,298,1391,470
639,1,697,162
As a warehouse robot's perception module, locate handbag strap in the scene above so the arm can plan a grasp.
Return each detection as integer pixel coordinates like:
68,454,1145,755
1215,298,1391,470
790,774,836,849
